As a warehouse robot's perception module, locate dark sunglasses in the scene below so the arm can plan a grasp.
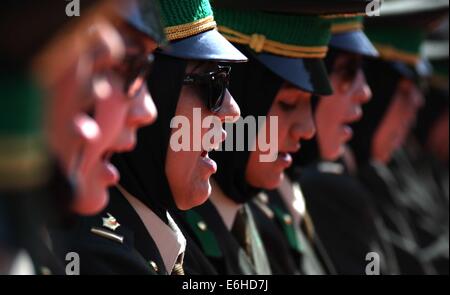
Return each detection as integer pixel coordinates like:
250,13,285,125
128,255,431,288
114,54,154,99
183,65,231,113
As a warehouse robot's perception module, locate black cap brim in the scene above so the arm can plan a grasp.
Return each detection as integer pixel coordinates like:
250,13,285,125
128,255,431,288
390,61,417,80
253,53,332,96
121,0,166,45
330,31,379,57
160,29,248,63
389,59,433,80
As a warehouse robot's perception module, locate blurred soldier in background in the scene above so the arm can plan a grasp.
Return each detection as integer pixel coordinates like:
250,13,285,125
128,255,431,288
287,15,398,274
349,0,449,275
1,0,114,275
1,0,166,274
389,18,449,274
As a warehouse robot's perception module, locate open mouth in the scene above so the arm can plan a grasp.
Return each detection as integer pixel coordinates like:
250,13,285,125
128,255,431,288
276,151,294,169
201,144,220,158
100,151,120,184
278,151,290,159
102,151,114,162
199,147,218,174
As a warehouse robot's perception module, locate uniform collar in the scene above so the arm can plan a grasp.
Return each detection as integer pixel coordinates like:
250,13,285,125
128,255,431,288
209,179,243,231
278,174,306,227
316,161,345,175
118,185,186,274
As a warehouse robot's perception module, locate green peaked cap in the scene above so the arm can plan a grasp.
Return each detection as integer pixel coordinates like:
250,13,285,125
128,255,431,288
365,0,449,66
157,0,216,41
331,16,364,34
214,9,332,59
155,0,247,62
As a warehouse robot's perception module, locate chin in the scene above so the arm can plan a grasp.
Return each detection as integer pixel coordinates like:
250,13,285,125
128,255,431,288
333,145,345,160
259,172,284,190
323,149,341,161
176,180,211,211
73,188,109,216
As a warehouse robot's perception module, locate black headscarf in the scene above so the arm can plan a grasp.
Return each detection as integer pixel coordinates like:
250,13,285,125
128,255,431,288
111,53,187,221
211,45,283,204
349,58,403,166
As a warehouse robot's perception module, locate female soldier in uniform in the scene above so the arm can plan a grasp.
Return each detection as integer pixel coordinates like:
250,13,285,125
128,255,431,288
53,0,247,275
175,1,377,275
286,16,395,274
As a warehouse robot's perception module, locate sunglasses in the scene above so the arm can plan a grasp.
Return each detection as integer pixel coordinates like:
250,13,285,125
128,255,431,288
183,65,231,113
113,54,154,99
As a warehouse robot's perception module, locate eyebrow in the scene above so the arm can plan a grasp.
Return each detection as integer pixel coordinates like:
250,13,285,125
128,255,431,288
124,40,145,56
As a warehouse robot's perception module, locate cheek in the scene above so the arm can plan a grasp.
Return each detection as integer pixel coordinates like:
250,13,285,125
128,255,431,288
326,98,347,122
246,151,282,189
263,109,286,148
49,98,87,171
51,94,78,139
379,112,400,144
316,105,333,132
97,96,130,141
166,147,197,188
166,150,208,210
275,116,290,142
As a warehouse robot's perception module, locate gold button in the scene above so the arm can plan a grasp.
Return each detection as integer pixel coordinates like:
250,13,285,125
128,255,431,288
149,260,159,272
283,214,293,225
197,221,207,231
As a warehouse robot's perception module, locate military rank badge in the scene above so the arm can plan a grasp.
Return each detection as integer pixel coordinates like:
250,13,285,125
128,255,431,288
102,213,121,231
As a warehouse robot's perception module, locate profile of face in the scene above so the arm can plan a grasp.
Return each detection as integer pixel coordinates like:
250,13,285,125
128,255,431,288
427,110,449,163
38,19,124,209
372,78,424,164
246,83,316,190
73,24,159,215
316,53,372,161
166,62,241,210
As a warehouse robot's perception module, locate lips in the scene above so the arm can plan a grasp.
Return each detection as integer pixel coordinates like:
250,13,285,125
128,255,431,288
341,125,354,141
200,149,218,174
101,152,113,162
101,152,119,185
276,152,293,169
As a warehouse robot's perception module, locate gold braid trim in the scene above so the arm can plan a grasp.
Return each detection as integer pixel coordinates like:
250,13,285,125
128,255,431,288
165,16,217,41
331,22,364,34
374,43,420,66
218,26,328,58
